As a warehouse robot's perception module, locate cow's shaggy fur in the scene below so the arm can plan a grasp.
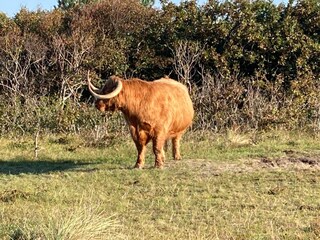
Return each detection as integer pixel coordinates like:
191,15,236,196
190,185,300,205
90,75,194,168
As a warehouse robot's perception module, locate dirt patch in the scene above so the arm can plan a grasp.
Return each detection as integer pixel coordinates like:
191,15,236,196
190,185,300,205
258,156,320,169
257,150,320,170
168,152,320,176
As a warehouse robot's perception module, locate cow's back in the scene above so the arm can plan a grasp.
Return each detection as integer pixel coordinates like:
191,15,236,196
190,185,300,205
152,79,194,135
120,78,194,137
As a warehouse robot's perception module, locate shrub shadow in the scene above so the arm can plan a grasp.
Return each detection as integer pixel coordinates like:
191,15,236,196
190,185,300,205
0,157,98,175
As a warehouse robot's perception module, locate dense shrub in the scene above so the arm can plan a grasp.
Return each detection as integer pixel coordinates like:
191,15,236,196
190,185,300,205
192,73,320,132
0,0,319,136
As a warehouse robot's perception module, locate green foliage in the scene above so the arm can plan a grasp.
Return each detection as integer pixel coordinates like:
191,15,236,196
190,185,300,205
0,0,319,135
140,0,155,7
57,0,96,10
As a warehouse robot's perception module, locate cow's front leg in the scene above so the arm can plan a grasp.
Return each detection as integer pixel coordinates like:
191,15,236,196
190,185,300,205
152,137,166,169
130,126,150,169
134,140,148,169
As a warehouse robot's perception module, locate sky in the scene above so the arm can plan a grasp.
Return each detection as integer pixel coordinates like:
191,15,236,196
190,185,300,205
0,0,287,18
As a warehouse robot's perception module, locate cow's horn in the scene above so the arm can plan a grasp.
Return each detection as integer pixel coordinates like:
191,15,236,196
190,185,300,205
87,73,100,92
87,71,123,99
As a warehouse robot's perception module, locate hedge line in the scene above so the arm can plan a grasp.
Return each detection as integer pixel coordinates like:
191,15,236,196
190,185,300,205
0,0,319,135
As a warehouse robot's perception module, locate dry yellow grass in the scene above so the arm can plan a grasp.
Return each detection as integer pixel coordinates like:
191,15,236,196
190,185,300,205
0,131,319,239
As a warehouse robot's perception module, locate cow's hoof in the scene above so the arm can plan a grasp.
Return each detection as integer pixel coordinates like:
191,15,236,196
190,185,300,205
134,164,143,169
154,164,164,169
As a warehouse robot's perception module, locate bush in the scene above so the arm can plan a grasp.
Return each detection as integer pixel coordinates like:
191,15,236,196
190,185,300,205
191,73,320,132
0,0,319,136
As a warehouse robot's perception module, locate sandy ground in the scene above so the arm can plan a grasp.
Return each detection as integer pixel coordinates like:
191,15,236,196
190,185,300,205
167,150,320,175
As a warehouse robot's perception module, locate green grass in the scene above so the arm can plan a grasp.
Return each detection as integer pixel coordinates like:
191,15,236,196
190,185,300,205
0,131,319,239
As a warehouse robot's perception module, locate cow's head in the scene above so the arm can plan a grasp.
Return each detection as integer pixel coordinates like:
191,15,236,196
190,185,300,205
87,71,123,112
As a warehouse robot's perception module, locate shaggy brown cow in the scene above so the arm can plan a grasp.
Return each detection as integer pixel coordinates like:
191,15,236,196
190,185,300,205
87,72,194,169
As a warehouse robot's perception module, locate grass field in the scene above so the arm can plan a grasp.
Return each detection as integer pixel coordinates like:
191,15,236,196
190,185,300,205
0,131,319,239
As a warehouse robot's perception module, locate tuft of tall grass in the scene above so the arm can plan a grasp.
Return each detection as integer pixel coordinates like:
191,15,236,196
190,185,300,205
225,128,254,148
9,203,123,240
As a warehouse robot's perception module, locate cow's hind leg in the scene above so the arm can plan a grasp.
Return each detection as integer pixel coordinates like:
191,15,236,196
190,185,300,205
152,137,166,168
172,134,182,160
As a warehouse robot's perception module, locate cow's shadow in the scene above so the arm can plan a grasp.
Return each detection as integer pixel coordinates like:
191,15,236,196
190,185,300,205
0,157,97,175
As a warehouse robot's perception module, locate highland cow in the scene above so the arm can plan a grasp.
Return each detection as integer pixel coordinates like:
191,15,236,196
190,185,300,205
88,72,194,168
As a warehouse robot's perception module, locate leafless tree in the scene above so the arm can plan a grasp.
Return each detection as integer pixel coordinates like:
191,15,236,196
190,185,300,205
51,30,94,107
171,40,203,92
